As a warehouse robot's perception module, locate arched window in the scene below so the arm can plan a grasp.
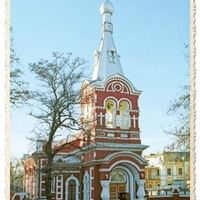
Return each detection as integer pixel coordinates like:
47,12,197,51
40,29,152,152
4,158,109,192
108,50,116,63
68,180,76,200
105,99,116,128
119,100,130,129
65,175,79,200
110,171,127,184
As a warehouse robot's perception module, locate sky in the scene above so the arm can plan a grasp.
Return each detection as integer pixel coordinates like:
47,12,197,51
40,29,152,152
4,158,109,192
11,0,189,158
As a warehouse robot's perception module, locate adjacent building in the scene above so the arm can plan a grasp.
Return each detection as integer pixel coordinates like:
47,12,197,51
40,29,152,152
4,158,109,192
144,152,190,193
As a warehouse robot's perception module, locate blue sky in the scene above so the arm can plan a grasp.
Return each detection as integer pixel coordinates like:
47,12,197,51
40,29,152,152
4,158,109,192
11,0,189,158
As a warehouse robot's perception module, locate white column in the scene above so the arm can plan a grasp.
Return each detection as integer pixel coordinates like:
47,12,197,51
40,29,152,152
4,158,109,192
173,165,176,180
137,180,145,200
160,166,166,187
100,180,110,200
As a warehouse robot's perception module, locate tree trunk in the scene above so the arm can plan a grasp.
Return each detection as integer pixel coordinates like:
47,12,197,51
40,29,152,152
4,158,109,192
45,157,53,200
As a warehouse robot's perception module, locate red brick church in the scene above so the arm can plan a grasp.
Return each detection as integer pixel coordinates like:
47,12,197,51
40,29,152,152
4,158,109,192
23,1,148,199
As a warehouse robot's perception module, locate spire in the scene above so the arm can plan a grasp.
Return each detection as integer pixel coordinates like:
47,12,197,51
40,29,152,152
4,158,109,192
92,0,124,82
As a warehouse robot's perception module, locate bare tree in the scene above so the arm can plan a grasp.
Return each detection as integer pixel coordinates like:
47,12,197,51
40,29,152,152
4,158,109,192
29,52,89,200
10,158,24,193
166,85,190,151
10,36,30,106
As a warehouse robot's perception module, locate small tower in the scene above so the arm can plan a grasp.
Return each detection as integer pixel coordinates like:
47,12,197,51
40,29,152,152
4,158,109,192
92,0,124,81
81,0,142,145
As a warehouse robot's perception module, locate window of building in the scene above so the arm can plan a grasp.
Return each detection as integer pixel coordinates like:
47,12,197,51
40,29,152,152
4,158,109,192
105,99,116,128
40,174,46,198
40,159,47,167
167,168,172,176
157,169,160,176
178,168,183,175
68,180,76,200
66,175,79,200
119,100,130,129
110,171,127,183
56,175,63,200
148,169,152,179
108,50,116,63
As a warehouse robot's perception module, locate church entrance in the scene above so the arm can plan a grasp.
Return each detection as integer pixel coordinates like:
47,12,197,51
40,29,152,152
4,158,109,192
110,183,126,199
109,170,128,200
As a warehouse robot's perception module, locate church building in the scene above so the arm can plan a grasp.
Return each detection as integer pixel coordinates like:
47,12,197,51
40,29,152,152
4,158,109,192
23,1,148,200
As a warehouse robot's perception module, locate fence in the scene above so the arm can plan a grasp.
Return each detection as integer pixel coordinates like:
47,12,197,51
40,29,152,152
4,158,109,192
146,189,190,200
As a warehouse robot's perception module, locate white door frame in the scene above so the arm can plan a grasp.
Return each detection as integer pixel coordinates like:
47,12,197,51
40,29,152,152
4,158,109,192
109,164,140,200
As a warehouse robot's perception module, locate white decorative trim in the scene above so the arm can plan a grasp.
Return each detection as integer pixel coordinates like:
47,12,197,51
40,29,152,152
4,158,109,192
107,133,115,137
56,175,63,200
95,142,148,150
104,151,147,164
96,106,105,109
97,112,104,126
96,129,140,134
99,160,142,172
130,109,140,113
90,167,94,199
132,115,139,128
103,96,118,108
52,170,80,173
120,134,128,138
39,173,45,198
96,136,140,140
104,75,136,93
111,166,134,200
93,151,96,159
65,174,80,200
83,171,90,200
118,98,132,109
112,82,124,92
56,143,147,159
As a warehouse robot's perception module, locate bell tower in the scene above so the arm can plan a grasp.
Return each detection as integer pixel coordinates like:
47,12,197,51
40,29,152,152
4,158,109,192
81,0,142,146
80,2,147,200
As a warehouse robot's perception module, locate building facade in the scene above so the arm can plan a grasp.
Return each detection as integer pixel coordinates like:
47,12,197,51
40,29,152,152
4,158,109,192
144,152,190,195
23,1,148,200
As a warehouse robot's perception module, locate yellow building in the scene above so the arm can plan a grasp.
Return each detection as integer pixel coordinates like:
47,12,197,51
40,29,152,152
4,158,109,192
145,166,160,189
145,152,190,191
